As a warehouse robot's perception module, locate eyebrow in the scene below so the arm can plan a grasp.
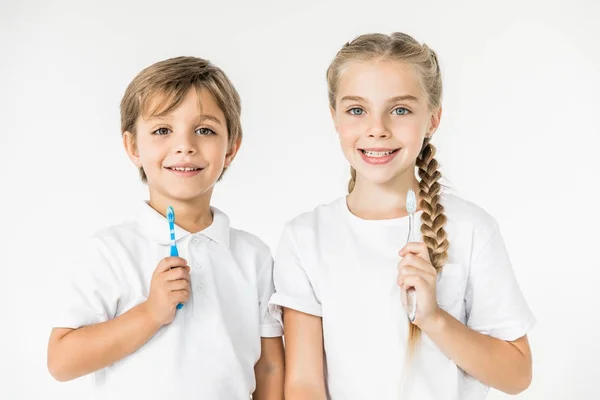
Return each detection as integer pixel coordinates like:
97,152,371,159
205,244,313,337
147,114,224,127
340,95,420,103
198,114,224,127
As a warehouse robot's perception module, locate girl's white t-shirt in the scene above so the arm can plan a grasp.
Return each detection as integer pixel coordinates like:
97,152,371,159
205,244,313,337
268,193,535,400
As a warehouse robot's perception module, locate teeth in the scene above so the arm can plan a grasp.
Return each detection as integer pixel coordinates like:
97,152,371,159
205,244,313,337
362,150,395,157
171,167,198,171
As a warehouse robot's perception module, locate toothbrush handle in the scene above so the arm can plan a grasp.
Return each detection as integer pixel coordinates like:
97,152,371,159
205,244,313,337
170,245,184,310
406,214,417,322
406,288,417,322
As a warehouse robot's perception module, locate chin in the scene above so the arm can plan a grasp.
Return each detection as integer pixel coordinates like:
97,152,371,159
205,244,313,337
159,185,214,202
354,168,403,186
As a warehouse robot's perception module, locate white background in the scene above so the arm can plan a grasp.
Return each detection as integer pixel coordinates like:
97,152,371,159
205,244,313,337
1,0,599,399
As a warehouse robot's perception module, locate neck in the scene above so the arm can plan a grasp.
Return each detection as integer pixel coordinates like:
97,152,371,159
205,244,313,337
148,190,214,233
347,166,420,220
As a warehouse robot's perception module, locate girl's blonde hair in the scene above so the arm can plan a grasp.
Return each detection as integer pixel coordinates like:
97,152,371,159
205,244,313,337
326,33,449,356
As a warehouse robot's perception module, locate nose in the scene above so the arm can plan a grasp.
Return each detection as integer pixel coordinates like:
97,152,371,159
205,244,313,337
173,132,197,155
368,116,391,139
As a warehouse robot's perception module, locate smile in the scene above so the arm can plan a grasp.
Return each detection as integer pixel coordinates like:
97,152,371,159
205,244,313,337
166,167,202,172
358,148,401,165
359,149,399,157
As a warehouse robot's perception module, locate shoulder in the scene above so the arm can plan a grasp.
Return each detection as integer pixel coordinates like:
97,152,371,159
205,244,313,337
441,192,499,237
65,220,141,282
229,227,271,260
284,198,343,235
86,219,142,252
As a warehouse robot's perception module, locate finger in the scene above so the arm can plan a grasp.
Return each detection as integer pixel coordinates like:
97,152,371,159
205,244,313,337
398,254,436,274
172,289,190,305
155,257,189,273
397,266,435,287
398,274,430,292
399,242,431,262
168,279,190,292
169,265,191,274
165,267,191,282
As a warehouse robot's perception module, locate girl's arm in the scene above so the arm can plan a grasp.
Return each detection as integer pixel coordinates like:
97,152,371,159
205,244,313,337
421,310,532,394
398,242,532,395
281,308,328,400
253,337,285,400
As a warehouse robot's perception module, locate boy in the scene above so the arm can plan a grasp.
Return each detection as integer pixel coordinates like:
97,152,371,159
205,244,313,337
47,56,284,399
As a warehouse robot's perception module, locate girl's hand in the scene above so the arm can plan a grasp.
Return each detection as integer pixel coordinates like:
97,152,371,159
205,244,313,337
397,242,441,328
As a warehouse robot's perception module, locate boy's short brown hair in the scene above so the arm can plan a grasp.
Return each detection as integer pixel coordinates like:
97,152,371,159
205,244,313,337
120,56,242,182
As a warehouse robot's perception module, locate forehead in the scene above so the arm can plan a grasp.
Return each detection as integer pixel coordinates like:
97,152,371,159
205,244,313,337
336,60,425,103
141,86,225,121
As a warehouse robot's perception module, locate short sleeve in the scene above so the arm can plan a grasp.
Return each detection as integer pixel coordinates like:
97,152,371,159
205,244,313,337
268,224,322,324
256,253,284,338
52,237,121,329
465,225,536,341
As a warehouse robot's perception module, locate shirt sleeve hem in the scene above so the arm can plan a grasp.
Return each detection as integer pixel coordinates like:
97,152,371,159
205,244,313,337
471,315,537,342
268,293,323,325
260,323,284,338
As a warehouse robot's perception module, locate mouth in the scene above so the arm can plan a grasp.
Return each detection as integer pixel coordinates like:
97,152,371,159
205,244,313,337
164,164,204,176
359,148,400,157
358,148,401,165
165,166,203,172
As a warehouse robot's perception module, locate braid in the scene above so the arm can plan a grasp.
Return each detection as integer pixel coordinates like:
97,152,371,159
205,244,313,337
348,167,357,193
417,138,449,270
406,138,449,360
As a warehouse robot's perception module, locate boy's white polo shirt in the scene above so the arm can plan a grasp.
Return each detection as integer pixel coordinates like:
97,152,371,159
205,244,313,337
53,202,282,400
268,193,535,400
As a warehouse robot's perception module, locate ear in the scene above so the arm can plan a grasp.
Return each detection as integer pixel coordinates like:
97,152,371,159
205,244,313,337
330,106,339,133
427,107,443,138
123,131,142,167
224,135,242,168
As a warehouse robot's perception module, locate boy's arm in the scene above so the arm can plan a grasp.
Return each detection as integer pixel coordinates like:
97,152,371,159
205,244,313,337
48,257,191,381
253,337,285,400
48,302,160,381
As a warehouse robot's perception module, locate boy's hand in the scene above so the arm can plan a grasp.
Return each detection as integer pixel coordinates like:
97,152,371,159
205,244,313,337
144,257,191,326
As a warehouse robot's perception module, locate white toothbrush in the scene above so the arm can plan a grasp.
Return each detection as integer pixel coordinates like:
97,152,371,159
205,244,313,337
405,189,417,322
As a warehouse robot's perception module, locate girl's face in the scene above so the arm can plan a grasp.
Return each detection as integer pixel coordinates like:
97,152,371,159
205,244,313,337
331,60,441,187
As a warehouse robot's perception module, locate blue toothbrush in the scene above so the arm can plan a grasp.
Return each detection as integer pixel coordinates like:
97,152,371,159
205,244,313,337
167,206,184,310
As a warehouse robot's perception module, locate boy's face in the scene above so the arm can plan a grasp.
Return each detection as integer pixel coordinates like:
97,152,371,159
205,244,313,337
124,87,239,204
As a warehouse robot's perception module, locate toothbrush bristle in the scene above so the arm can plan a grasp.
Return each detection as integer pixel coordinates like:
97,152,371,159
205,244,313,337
406,189,417,213
167,206,175,222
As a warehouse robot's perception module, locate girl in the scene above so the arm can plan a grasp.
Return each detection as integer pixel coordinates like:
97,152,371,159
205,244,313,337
268,33,535,399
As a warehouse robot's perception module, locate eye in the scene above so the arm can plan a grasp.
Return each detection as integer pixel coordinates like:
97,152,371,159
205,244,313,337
153,127,171,135
196,127,216,136
392,107,410,115
347,107,365,116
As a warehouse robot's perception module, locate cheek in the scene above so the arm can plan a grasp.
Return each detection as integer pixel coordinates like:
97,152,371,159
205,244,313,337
337,117,365,136
337,120,363,149
392,119,426,146
203,137,228,162
137,141,163,165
